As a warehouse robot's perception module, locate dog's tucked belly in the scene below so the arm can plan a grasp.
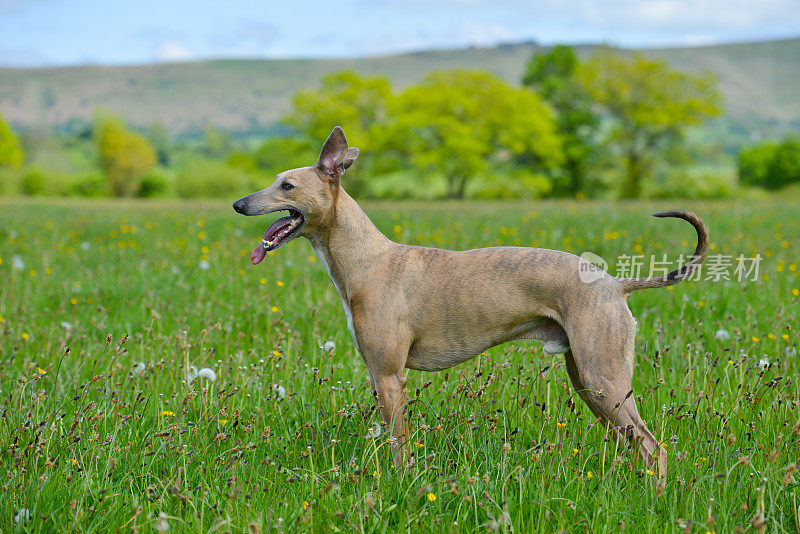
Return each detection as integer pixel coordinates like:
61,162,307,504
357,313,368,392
405,316,568,371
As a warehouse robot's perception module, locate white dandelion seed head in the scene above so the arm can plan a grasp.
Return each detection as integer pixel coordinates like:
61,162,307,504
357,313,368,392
272,383,286,400
367,422,382,439
132,362,146,374
80,241,90,251
14,508,31,523
60,321,73,331
198,260,210,271
153,512,170,531
11,255,25,271
234,228,243,237
198,368,217,382
786,346,797,357
323,340,335,353
9,229,18,239
757,358,770,369
714,329,730,340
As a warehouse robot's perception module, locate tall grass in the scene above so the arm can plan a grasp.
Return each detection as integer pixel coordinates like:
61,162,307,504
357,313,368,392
0,198,797,532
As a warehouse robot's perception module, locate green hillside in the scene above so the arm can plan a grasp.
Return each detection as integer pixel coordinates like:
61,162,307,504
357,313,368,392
0,38,798,134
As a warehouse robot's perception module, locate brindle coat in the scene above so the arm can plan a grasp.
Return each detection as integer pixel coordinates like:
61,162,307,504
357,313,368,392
233,127,709,478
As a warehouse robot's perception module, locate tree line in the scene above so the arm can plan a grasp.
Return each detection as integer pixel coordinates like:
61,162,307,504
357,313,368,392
1,46,798,199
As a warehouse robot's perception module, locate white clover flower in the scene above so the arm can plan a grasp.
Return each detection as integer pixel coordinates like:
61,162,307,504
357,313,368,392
714,329,730,340
272,383,286,400
14,508,30,523
198,368,217,382
323,340,335,353
132,362,146,374
80,241,90,251
198,260,210,271
186,365,199,382
11,255,25,271
367,422,382,439
757,358,770,369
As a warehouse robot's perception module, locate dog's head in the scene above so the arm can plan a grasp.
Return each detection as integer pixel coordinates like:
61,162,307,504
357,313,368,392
232,126,358,264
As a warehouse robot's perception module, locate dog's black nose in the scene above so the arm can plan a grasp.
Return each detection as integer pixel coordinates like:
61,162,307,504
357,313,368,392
232,199,246,214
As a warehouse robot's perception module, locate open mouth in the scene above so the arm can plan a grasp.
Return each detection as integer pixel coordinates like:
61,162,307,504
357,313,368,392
250,209,304,265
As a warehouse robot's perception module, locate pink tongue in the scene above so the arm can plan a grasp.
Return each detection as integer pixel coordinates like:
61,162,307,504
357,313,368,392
251,244,267,265
250,216,293,266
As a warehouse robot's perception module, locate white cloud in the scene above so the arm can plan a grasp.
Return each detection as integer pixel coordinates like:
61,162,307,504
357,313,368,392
154,40,193,62
460,21,516,46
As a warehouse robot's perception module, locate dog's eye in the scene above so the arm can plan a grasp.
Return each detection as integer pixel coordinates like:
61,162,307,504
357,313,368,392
280,182,295,191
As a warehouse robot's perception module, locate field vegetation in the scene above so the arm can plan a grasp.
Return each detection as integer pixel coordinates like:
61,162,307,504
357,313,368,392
1,198,798,532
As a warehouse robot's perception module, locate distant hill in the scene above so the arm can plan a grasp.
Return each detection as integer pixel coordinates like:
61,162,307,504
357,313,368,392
1,38,798,135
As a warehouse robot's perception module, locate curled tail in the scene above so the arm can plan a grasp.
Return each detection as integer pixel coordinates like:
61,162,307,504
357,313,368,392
619,210,709,294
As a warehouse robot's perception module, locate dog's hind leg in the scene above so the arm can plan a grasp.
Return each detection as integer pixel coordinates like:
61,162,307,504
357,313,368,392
564,302,667,478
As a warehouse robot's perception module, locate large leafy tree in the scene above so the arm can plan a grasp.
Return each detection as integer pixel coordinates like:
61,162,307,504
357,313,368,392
377,70,562,199
284,70,391,151
523,45,598,196
579,49,722,198
0,112,25,168
283,71,391,193
95,115,156,197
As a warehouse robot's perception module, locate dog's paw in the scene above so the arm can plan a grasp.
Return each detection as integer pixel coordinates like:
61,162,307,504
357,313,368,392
543,340,570,354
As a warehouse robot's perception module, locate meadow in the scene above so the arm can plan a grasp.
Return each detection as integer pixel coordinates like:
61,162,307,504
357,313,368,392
0,197,798,532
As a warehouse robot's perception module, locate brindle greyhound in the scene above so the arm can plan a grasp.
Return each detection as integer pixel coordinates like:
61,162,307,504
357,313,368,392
233,127,709,477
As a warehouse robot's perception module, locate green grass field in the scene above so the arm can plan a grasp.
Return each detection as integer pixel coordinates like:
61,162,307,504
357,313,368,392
1,198,798,532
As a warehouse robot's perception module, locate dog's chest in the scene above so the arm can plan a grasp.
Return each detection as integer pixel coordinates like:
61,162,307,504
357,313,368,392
311,242,361,353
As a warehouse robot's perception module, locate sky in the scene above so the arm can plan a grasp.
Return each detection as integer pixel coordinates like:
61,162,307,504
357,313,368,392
1,0,799,67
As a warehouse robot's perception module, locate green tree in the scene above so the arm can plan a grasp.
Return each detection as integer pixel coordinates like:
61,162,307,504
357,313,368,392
741,136,800,190
0,112,25,168
738,142,777,188
376,70,562,199
284,70,391,148
203,126,232,159
283,70,392,194
95,115,156,197
253,136,316,176
147,122,172,166
523,45,598,196
767,137,800,189
579,49,722,198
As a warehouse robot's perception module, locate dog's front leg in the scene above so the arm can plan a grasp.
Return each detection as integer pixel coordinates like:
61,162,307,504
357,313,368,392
352,304,413,468
373,372,411,468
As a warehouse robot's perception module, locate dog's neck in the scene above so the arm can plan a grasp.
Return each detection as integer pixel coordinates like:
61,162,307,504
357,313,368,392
307,188,392,300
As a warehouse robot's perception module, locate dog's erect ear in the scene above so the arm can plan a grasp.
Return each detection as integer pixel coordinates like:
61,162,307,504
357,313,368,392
342,147,359,170
317,126,358,179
